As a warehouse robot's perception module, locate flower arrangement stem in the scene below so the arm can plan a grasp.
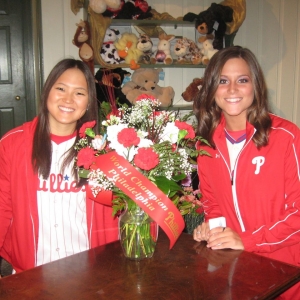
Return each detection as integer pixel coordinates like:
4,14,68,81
119,208,158,260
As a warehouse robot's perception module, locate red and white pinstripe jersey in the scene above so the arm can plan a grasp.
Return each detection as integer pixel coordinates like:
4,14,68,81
0,117,119,273
36,135,89,266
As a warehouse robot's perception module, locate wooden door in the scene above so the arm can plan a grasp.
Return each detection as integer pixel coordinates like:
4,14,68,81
0,0,39,138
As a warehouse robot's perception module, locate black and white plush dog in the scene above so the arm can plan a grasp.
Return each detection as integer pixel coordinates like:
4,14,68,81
100,27,124,64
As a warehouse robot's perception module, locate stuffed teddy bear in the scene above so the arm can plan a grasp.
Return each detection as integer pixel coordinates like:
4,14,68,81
181,78,203,102
89,0,121,14
102,0,125,18
95,67,132,107
114,0,153,20
173,37,202,65
183,2,234,50
199,39,218,65
100,27,123,64
114,32,144,69
121,68,175,107
72,19,94,74
137,33,154,64
150,33,175,65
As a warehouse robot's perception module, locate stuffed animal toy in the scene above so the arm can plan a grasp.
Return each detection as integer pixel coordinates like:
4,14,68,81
150,33,175,65
100,27,123,64
95,67,132,107
72,19,94,74
71,0,85,15
173,37,202,65
181,78,203,102
183,2,234,50
199,39,219,65
137,33,154,64
121,68,175,107
114,0,153,20
114,32,144,70
102,0,125,18
89,0,121,14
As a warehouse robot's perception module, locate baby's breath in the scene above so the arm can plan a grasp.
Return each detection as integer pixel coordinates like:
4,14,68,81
75,96,209,218
74,137,89,151
88,169,115,197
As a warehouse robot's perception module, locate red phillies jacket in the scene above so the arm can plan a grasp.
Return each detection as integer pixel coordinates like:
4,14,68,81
197,114,300,266
0,117,119,273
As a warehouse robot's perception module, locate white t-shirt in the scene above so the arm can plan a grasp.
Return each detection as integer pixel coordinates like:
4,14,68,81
225,129,246,172
36,135,89,266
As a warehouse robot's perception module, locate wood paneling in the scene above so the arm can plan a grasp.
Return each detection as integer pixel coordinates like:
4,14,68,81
235,0,300,126
0,108,14,137
0,26,11,83
41,0,300,126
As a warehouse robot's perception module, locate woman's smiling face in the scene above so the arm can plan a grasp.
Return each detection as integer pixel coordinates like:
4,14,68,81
214,57,254,130
47,67,89,135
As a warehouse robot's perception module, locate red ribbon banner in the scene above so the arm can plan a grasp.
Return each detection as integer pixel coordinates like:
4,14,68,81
88,151,185,249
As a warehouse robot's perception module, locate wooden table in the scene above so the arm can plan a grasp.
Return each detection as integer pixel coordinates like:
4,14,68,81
1,231,300,300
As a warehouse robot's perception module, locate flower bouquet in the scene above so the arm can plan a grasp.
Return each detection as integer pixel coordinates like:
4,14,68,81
75,94,209,259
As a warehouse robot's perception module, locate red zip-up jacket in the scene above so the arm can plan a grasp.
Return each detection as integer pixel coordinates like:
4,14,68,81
0,117,119,273
197,113,300,263
197,114,300,298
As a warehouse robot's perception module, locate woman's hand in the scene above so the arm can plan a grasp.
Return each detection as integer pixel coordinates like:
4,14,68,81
193,221,210,242
207,227,244,250
193,223,244,250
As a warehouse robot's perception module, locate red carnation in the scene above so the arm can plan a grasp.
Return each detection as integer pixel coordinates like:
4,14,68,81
79,121,96,138
136,94,157,102
153,111,162,117
134,148,159,170
77,147,96,169
117,128,140,148
107,110,122,119
175,120,195,139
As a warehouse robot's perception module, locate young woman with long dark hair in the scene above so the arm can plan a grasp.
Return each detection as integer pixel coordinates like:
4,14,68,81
193,46,300,299
0,59,118,275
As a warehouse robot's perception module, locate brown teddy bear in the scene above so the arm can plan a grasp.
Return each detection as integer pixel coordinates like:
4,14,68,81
181,78,203,102
121,68,175,107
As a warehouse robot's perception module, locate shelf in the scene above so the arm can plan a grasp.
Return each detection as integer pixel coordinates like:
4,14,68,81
110,19,194,29
95,62,206,69
166,105,193,111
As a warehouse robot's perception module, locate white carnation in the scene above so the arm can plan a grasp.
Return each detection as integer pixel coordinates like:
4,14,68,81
160,122,179,144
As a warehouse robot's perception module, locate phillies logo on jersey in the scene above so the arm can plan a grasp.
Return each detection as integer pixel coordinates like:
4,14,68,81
252,156,265,174
38,173,85,193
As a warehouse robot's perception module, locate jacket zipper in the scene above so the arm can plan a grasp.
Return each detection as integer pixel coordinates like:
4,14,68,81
217,130,256,232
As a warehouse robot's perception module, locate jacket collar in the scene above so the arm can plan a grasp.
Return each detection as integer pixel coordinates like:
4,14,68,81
213,114,256,157
215,114,256,142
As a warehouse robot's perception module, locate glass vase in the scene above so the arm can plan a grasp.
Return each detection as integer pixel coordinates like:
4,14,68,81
118,204,158,260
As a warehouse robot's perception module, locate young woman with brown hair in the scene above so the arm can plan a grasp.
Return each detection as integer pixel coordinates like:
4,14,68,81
193,46,300,299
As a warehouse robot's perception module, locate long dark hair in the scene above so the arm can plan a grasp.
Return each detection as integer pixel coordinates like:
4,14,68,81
32,59,98,179
193,46,271,149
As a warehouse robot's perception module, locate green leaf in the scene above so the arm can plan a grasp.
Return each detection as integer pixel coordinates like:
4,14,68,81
85,128,95,138
78,168,90,178
153,176,182,195
178,129,188,140
172,173,186,181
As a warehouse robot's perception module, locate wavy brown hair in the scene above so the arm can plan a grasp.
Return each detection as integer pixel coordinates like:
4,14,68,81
193,46,271,149
32,59,98,179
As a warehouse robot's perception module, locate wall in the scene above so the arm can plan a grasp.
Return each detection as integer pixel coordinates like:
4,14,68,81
41,0,300,126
